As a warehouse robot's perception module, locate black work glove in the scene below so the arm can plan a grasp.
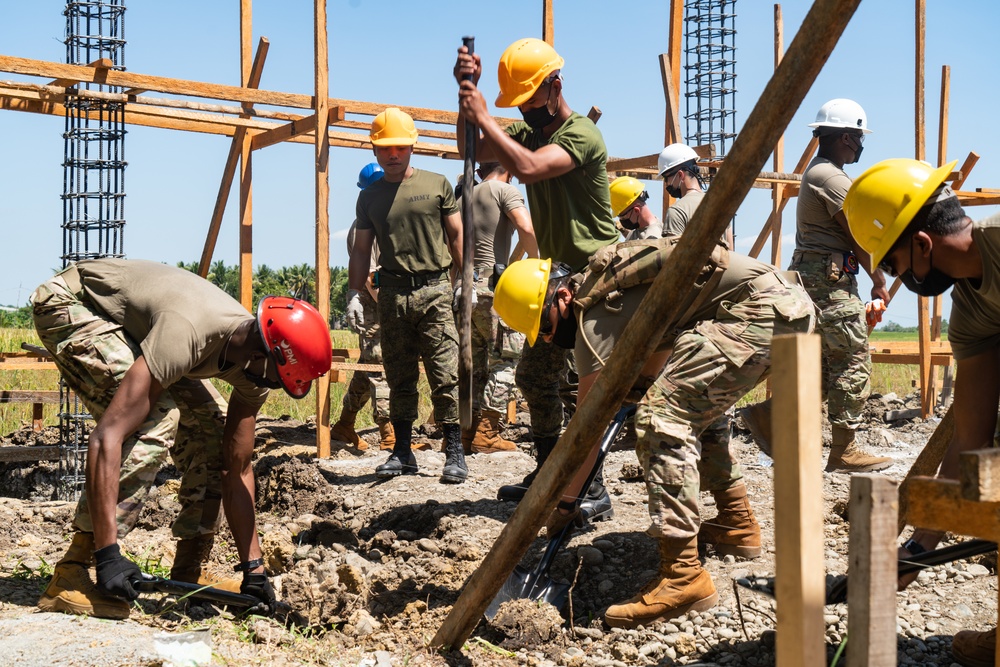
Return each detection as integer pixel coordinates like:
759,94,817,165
240,572,276,615
94,543,141,601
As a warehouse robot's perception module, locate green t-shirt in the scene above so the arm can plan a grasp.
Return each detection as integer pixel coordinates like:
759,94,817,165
795,156,853,254
506,113,619,271
949,214,1000,360
75,258,269,408
356,168,460,274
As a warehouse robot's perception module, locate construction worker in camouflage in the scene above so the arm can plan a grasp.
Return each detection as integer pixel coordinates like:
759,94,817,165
455,38,620,514
459,161,539,454
30,260,332,619
349,107,468,484
845,157,994,667
610,176,662,241
740,99,891,473
332,163,395,452
494,247,816,629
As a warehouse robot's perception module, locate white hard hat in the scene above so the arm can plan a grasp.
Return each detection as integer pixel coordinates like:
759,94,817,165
657,143,699,178
808,98,872,134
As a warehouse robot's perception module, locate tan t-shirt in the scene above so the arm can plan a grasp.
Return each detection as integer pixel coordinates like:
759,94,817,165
795,156,853,254
76,258,269,408
574,251,771,375
461,180,526,267
663,189,705,238
948,214,1000,360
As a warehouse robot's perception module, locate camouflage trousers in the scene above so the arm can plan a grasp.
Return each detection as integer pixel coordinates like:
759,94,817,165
638,277,815,540
341,287,390,423
379,281,459,425
470,273,523,415
515,335,579,441
30,268,228,541
789,254,871,430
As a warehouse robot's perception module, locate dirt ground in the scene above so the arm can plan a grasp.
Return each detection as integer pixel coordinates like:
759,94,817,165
0,391,992,666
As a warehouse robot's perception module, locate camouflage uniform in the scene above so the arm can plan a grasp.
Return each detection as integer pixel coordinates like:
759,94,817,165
471,271,524,414
341,286,390,423
788,253,870,430
31,269,228,540
634,278,816,540
515,339,578,439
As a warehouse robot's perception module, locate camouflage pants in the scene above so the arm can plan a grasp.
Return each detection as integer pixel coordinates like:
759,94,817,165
341,287,390,423
470,273,523,415
638,278,815,540
515,336,578,440
379,281,459,425
789,255,871,430
30,269,228,541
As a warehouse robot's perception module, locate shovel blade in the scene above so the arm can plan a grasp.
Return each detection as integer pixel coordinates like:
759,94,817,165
484,564,571,620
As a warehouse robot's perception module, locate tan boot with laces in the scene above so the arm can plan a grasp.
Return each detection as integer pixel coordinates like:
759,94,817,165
698,482,762,558
170,535,242,593
38,532,131,619
826,426,891,473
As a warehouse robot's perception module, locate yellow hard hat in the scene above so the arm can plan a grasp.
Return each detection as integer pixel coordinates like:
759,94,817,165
609,176,646,217
493,258,551,346
495,38,565,108
844,158,957,267
370,107,418,146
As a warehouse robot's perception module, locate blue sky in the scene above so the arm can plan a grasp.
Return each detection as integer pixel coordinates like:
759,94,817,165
1,1,998,330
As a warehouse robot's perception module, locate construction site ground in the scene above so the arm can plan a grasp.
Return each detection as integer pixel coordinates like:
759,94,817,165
0,391,990,667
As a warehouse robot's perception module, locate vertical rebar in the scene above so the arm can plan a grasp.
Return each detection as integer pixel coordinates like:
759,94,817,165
683,0,738,158
59,1,126,500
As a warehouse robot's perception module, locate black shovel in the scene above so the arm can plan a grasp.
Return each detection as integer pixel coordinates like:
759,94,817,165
735,538,996,605
133,573,261,609
484,404,636,620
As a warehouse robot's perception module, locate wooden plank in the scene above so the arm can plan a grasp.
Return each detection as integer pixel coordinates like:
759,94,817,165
0,390,61,403
238,0,254,310
773,334,825,667
542,0,554,44
959,449,1000,503
918,296,932,417
869,341,951,353
586,106,602,124
314,0,332,460
770,3,785,268
914,0,925,162
0,446,60,463
871,353,952,366
198,36,269,279
332,348,361,360
937,65,950,168
898,404,954,534
250,113,316,151
659,53,682,146
48,57,112,87
847,475,898,666
668,0,683,107
952,152,980,190
905,476,1000,539
0,359,58,370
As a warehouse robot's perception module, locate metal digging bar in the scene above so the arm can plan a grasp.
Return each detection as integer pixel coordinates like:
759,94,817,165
432,0,865,650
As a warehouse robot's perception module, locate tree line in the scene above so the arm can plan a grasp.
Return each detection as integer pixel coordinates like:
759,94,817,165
0,260,351,329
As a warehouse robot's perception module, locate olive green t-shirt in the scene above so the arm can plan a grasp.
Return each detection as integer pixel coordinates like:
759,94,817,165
355,168,460,274
574,250,772,375
506,113,619,271
663,189,706,238
460,180,525,267
795,156,854,254
948,214,1000,360
75,258,269,408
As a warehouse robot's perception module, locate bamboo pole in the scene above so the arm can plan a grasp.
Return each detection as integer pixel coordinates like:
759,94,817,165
430,0,864,649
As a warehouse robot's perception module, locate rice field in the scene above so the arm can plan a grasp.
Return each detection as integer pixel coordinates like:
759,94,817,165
1,327,937,437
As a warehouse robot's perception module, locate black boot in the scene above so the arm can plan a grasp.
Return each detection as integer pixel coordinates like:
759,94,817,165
440,423,467,484
376,421,418,479
580,465,614,523
497,435,558,501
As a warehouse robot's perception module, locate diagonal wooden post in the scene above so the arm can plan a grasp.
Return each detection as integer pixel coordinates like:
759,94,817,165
430,0,864,650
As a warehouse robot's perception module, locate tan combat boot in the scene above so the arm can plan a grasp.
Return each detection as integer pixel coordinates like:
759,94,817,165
37,531,131,619
738,399,772,457
951,626,996,667
378,421,396,451
471,409,517,454
604,536,718,628
170,535,242,593
826,426,891,473
330,408,363,448
698,482,762,558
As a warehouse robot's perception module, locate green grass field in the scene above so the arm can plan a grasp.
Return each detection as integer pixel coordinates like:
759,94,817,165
1,326,937,438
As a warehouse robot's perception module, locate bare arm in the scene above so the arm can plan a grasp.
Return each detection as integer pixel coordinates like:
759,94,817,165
87,357,164,550
835,210,889,302
221,394,265,570
349,228,375,292
507,206,539,259
443,211,463,283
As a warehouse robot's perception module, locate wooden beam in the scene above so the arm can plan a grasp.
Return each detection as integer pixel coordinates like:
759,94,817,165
542,0,554,45
870,353,952,366
0,390,61,403
773,334,825,667
668,0,683,108
250,113,316,151
959,449,1000,503
48,57,112,87
905,476,1000,538
0,446,60,463
771,4,785,267
898,405,954,534
952,152,980,190
238,0,254,310
660,52,682,216
198,36,269,279
586,106,602,124
846,474,898,666
914,0,925,161
314,0,332,460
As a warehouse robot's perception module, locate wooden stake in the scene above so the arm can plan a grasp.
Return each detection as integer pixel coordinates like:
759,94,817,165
771,4,785,267
314,0,332,458
773,334,825,667
238,0,254,310
846,475,898,666
430,0,864,649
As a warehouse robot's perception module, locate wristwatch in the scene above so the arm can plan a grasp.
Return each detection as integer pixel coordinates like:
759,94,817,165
902,538,927,555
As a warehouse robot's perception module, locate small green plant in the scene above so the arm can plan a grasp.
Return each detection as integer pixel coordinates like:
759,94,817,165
466,636,516,657
10,555,53,581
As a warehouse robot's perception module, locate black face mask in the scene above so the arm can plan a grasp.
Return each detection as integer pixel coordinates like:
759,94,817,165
666,184,682,198
846,135,864,164
619,213,639,231
900,245,955,297
550,309,578,349
521,102,558,130
243,356,283,390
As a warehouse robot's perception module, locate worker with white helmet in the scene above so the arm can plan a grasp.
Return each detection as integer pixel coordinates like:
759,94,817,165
610,176,662,240
740,98,890,473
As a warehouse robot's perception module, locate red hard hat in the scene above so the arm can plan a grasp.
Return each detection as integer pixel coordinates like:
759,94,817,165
256,296,332,398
